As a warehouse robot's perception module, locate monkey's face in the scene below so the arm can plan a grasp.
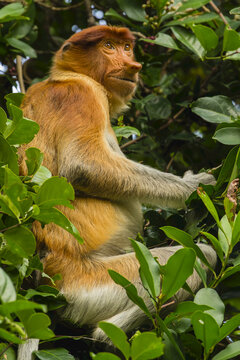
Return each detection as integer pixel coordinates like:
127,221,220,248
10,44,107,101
98,39,142,100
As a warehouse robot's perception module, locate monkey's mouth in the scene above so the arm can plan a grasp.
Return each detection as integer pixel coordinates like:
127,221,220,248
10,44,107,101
110,76,136,84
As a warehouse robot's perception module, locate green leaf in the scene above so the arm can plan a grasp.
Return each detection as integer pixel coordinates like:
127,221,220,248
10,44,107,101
108,270,152,318
223,28,240,52
32,166,52,186
91,354,120,360
218,314,240,345
171,26,205,59
5,105,39,145
201,232,224,263
0,343,16,360
0,3,25,22
105,8,134,26
213,127,240,145
160,226,212,269
35,177,74,208
178,0,211,11
145,95,172,120
99,322,130,359
194,288,225,327
116,0,146,21
25,148,43,176
131,240,161,298
164,301,212,325
34,348,74,360
5,93,25,108
142,33,180,50
0,107,7,133
192,311,219,353
197,188,221,226
212,341,240,360
3,225,36,258
0,135,18,174
230,7,240,15
25,313,54,339
34,207,83,243
0,328,22,344
220,264,240,282
0,300,46,316
215,147,239,191
0,268,16,303
6,38,37,58
131,332,164,360
232,212,240,247
167,12,218,26
113,126,140,139
218,215,231,255
162,248,196,302
192,24,218,51
191,96,237,124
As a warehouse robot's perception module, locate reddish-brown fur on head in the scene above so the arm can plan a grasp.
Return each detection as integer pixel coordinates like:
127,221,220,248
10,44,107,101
51,25,141,105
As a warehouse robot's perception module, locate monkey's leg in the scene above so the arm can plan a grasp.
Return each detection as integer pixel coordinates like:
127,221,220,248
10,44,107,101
60,244,216,340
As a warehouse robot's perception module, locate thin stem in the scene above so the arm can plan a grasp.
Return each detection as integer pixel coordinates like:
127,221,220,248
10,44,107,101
120,134,147,150
209,1,230,28
16,55,25,94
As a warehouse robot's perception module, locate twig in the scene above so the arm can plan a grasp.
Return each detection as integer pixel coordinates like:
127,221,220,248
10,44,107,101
132,31,146,39
0,343,13,358
84,0,97,27
16,55,25,94
120,133,147,150
209,1,230,27
34,0,84,11
0,223,21,233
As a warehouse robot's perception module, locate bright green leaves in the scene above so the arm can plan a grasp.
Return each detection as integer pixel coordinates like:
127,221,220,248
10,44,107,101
191,95,240,146
3,225,36,258
0,268,16,303
35,348,75,360
161,248,196,302
141,33,180,50
223,28,240,52
131,240,161,299
97,323,164,360
192,24,218,51
6,38,37,58
116,0,146,22
171,26,205,59
0,3,26,23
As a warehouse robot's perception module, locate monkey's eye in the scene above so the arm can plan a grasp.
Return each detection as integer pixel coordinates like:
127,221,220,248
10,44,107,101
124,43,131,51
104,41,115,50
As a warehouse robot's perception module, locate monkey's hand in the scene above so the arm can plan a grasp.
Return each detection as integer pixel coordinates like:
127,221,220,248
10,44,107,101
183,170,216,191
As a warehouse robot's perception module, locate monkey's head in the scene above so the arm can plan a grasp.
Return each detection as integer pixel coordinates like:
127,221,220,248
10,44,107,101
52,25,142,103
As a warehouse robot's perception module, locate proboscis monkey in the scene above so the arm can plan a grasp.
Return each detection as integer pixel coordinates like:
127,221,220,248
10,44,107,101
19,25,216,341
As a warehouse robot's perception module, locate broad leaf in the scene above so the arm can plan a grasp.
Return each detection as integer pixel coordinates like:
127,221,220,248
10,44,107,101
35,348,74,360
192,24,218,51
192,311,219,353
25,313,54,339
178,0,211,11
99,322,130,359
0,268,16,303
0,135,18,174
212,341,240,360
7,38,37,58
161,248,196,302
223,28,240,52
213,127,240,145
113,126,140,139
194,288,225,326
3,225,36,258
142,33,180,50
131,332,164,360
131,240,161,298
116,0,146,21
171,26,205,59
25,148,43,176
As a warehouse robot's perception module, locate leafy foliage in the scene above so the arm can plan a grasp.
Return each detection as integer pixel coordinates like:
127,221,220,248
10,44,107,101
0,0,240,359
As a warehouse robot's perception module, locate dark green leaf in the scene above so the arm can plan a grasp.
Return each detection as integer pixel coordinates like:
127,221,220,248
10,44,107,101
0,3,25,22
0,300,46,316
91,353,120,360
213,127,240,145
0,328,22,344
201,232,224,263
108,270,152,318
178,0,211,11
25,148,43,176
0,135,18,174
167,12,218,26
0,108,7,133
34,348,74,360
162,248,196,301
35,177,74,208
34,207,83,243
99,322,130,359
131,239,161,298
171,26,205,59
192,24,218,51
7,38,37,58
105,9,134,26
0,268,16,303
145,95,172,120
223,28,240,52
194,288,225,326
192,311,219,353
113,126,140,139
25,313,54,339
3,225,36,258
116,0,146,21
232,212,240,247
131,332,164,360
142,33,180,50
212,341,240,360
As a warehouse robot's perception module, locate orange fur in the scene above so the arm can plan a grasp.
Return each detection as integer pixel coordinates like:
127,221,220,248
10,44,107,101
19,26,216,337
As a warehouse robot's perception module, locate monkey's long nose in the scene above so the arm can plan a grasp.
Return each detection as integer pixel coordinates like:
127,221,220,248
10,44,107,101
127,60,142,73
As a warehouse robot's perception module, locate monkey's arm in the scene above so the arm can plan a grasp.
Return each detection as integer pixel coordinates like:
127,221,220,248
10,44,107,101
58,132,214,208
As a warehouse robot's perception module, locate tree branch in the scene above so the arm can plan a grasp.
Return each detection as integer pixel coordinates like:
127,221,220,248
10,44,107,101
16,55,25,94
120,133,147,150
34,0,84,11
84,0,97,27
209,1,230,27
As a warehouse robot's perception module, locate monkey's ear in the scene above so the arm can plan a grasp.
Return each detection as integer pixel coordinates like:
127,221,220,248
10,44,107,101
62,42,71,53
